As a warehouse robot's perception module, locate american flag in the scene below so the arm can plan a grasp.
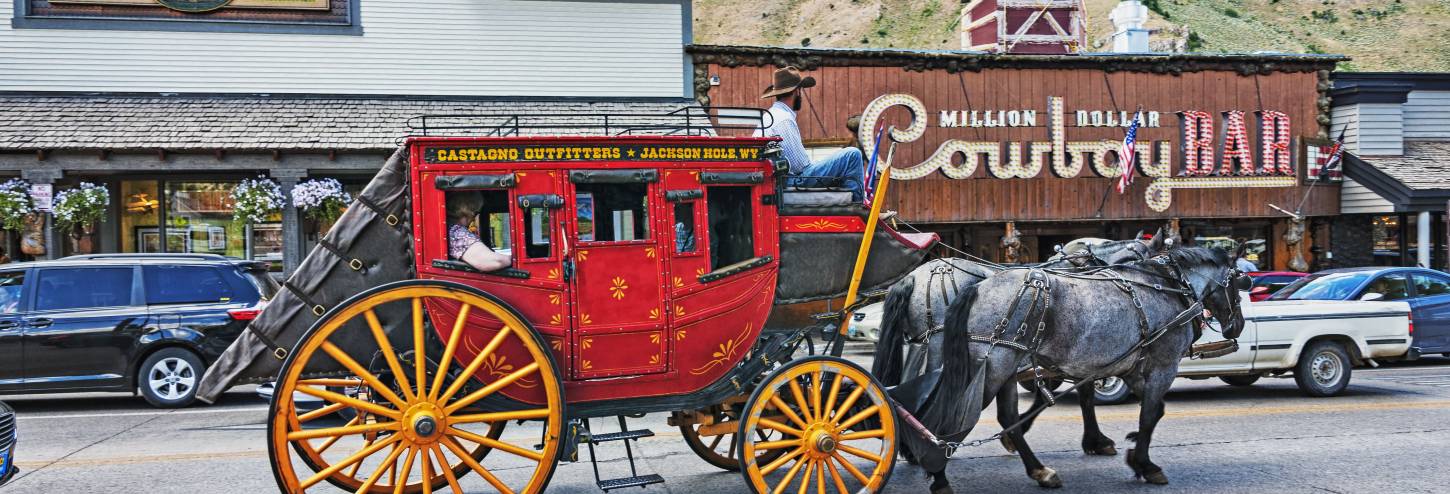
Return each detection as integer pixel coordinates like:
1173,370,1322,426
1116,111,1142,194
1314,128,1347,181
863,127,885,204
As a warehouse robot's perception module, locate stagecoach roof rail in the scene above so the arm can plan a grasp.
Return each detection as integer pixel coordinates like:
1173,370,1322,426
401,107,773,142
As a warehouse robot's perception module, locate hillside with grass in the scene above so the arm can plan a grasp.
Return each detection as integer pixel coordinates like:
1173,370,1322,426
692,0,1450,71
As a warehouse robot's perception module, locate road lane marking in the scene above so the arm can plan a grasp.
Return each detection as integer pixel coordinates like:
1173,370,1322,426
1036,399,1450,423
15,406,269,421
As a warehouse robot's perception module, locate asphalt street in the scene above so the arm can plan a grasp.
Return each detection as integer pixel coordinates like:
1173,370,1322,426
5,344,1450,493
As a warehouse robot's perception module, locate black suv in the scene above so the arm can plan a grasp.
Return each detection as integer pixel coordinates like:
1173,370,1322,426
0,254,276,407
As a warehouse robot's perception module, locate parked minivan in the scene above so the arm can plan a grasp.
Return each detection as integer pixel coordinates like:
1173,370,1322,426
0,254,276,407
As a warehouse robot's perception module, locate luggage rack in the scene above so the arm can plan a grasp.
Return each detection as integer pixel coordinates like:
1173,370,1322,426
401,106,773,142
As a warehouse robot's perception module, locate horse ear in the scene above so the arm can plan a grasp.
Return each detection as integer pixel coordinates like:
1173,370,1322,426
1145,227,1167,251
1132,230,1144,241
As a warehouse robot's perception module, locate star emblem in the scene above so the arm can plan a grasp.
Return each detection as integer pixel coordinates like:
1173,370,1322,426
626,149,636,158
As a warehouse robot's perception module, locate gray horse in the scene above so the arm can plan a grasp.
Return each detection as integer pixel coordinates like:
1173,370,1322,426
872,235,1166,464
904,246,1247,493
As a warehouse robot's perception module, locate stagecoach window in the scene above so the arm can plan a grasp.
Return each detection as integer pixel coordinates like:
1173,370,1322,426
674,202,697,254
521,208,552,259
707,186,754,270
474,190,513,253
574,183,650,243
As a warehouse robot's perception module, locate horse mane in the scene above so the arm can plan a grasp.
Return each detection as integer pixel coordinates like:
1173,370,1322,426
1163,246,1230,269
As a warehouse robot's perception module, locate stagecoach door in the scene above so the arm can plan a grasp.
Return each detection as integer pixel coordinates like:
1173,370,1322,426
565,170,669,379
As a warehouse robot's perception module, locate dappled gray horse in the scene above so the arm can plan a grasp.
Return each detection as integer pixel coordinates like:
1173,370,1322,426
872,236,1163,463
907,246,1247,493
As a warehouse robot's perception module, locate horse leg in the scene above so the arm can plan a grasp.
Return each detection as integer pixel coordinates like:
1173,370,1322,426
1001,385,1048,454
996,384,1061,488
1079,396,1117,456
1125,370,1172,485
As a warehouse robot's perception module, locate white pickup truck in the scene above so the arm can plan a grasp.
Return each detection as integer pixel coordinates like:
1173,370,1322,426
1085,297,1412,404
1175,298,1412,397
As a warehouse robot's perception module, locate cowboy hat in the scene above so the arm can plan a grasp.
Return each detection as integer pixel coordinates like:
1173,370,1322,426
760,66,817,99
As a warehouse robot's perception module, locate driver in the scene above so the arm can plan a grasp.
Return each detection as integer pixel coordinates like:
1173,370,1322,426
757,66,868,201
446,191,512,272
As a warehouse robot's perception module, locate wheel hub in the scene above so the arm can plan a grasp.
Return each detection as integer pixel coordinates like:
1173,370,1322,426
803,424,839,459
403,403,444,444
814,434,837,454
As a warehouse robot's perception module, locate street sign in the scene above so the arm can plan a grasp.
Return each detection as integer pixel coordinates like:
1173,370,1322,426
30,184,52,212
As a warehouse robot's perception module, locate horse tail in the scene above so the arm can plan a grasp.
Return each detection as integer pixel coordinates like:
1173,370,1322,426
922,282,979,432
870,274,915,387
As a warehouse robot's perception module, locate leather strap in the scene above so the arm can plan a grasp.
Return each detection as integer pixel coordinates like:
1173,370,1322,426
355,195,405,231
284,281,328,318
317,238,370,273
246,325,290,361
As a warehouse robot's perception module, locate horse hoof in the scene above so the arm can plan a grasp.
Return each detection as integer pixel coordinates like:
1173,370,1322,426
1143,471,1169,485
1086,444,1117,456
1001,436,1018,454
932,486,955,494
1031,467,1063,488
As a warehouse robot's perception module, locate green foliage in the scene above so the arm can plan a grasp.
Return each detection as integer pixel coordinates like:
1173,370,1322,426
1223,7,1240,18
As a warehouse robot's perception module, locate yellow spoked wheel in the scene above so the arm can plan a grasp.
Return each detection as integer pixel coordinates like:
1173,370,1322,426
678,403,788,472
268,280,564,493
739,356,897,494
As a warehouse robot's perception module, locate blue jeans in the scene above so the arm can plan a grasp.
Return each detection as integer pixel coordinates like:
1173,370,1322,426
789,148,867,201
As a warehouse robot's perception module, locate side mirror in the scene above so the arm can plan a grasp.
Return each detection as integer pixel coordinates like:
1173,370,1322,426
1359,292,1384,302
1250,286,1269,295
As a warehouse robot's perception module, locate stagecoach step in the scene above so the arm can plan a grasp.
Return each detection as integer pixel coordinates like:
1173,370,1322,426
585,416,663,491
597,474,665,491
588,429,655,443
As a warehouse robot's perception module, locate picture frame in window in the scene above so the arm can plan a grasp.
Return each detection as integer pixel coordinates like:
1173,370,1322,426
576,193,595,242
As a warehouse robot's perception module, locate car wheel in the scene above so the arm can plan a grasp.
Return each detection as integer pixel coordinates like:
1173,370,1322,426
1294,341,1351,397
1091,376,1133,405
139,347,205,408
1220,375,1261,387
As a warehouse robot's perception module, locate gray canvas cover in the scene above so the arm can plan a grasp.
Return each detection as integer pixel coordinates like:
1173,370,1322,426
196,148,415,403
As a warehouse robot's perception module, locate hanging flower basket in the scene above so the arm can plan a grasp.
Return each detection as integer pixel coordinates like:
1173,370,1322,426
53,182,110,232
0,178,34,232
291,178,352,225
232,177,285,225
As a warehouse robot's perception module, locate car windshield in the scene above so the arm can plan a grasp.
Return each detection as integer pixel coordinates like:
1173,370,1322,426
1269,272,1372,301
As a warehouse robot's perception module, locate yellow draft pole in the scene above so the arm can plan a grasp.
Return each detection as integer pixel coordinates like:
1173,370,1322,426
835,140,896,349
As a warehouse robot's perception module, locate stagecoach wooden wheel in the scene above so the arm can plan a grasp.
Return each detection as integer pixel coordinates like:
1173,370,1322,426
267,281,564,493
738,356,897,493
678,403,788,472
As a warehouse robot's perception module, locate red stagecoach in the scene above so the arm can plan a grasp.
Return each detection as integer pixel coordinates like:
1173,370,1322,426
195,107,937,493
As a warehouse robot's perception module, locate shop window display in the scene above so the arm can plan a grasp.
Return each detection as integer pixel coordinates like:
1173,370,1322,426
120,180,281,260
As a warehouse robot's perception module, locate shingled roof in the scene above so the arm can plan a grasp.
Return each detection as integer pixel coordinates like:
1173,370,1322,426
1367,141,1450,191
0,95,690,152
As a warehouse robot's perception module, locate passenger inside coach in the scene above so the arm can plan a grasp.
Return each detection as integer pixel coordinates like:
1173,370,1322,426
445,191,513,272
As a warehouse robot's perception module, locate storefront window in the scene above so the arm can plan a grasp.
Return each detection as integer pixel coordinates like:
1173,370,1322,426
1188,224,1270,271
114,180,280,260
121,180,162,253
1372,215,1401,266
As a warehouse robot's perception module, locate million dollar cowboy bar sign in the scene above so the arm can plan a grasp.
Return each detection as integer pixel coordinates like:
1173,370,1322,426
858,93,1298,212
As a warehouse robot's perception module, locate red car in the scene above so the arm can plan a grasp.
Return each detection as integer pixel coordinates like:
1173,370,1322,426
1247,271,1308,301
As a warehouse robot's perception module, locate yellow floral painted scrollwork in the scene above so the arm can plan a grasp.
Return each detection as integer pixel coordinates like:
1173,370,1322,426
689,323,753,375
609,276,629,300
796,219,846,230
466,337,537,388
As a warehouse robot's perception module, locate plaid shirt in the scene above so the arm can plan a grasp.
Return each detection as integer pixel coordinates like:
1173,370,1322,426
756,101,811,174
